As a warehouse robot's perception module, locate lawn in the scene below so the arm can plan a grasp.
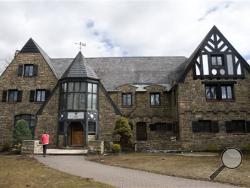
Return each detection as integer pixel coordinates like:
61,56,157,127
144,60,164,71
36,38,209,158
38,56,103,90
0,154,113,188
87,152,250,187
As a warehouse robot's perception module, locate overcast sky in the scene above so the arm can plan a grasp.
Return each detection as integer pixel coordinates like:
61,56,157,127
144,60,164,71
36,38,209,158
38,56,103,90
0,0,250,74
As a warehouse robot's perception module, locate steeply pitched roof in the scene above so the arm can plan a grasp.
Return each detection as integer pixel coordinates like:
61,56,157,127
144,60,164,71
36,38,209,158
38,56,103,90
20,38,40,53
178,25,250,81
21,25,250,91
19,38,59,78
61,52,99,79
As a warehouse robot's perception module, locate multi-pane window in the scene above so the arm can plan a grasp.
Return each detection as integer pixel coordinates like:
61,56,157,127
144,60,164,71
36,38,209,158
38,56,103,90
8,90,18,102
63,82,86,110
87,83,98,110
122,93,132,106
60,82,98,111
88,122,96,135
24,65,34,76
221,86,233,100
30,89,50,102
150,93,160,106
211,55,224,66
225,120,250,133
2,90,22,102
36,90,46,102
205,84,234,101
205,85,217,100
18,64,38,77
192,120,219,133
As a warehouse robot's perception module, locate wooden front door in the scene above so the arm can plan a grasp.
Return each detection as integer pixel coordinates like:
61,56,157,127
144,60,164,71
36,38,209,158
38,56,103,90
136,122,147,141
70,122,84,146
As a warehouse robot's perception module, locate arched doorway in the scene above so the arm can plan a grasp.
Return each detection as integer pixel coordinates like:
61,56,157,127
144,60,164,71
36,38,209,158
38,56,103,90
68,122,84,146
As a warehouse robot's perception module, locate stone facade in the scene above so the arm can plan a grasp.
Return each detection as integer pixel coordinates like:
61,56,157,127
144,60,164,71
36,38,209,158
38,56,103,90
36,86,60,147
109,84,179,150
21,140,42,154
0,53,57,149
178,69,250,151
1,27,250,152
98,85,121,141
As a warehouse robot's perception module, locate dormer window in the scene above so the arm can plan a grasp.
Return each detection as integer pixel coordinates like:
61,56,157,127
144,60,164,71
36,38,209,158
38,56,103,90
211,55,224,66
18,64,38,77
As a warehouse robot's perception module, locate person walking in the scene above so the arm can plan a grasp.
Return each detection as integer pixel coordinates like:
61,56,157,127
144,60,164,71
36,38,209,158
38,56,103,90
41,131,49,157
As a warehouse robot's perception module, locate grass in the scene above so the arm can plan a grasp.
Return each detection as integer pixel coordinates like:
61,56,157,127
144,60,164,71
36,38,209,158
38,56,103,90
87,152,250,187
0,154,113,188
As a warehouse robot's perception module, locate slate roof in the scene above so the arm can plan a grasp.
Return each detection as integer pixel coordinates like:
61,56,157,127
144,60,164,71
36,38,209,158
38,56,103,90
50,56,187,91
19,38,188,91
62,52,99,79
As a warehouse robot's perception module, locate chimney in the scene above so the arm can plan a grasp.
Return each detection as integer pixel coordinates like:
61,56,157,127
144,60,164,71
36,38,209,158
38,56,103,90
15,50,20,57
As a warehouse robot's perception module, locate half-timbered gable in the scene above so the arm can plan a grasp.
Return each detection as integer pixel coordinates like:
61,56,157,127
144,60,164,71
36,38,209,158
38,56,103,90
177,26,250,151
182,26,250,80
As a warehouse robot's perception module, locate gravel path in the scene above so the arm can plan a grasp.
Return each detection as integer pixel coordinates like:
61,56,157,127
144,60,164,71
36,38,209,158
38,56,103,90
35,155,242,188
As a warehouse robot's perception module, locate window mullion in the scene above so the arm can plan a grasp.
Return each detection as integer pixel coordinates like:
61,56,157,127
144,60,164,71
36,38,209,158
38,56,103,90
225,86,228,99
217,85,221,100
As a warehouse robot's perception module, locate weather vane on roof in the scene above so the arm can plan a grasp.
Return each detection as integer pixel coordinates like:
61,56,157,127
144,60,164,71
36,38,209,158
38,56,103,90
75,42,86,52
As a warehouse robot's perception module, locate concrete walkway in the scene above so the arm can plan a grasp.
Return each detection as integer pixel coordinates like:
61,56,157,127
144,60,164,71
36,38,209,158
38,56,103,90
35,155,242,188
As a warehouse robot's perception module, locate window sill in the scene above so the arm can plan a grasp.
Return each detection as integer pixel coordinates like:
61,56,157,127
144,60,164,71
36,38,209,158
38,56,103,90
206,99,235,102
18,75,37,77
150,105,161,108
121,105,132,108
31,101,45,104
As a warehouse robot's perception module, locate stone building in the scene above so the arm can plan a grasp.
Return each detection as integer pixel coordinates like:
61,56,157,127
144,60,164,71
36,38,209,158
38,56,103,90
0,26,250,151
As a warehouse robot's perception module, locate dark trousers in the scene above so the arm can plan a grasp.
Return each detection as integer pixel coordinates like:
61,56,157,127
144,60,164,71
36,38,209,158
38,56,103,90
43,144,48,156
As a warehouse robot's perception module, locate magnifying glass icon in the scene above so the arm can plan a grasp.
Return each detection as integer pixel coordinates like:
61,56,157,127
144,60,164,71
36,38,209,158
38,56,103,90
210,147,242,180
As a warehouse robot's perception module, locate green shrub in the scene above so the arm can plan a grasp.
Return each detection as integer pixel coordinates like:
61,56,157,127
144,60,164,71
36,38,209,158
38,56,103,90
13,120,32,145
112,144,121,153
113,117,132,149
